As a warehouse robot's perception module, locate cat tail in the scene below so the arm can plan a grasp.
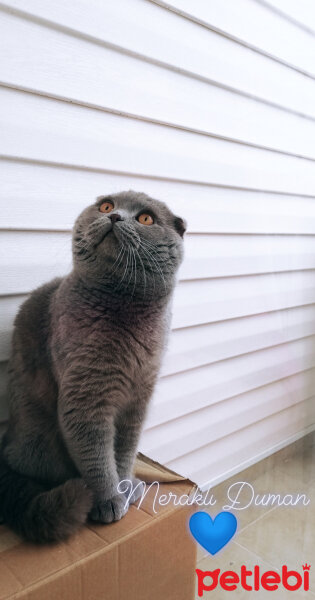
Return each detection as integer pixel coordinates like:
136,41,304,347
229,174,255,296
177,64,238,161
0,456,93,543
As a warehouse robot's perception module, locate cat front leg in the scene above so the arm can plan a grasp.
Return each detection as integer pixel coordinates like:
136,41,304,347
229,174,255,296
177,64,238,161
58,372,128,523
115,403,148,505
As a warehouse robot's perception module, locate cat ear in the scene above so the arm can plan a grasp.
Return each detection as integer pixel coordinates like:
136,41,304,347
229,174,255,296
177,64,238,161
174,216,187,238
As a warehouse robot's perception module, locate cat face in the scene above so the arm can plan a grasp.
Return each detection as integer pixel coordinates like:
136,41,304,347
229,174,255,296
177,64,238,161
72,191,186,298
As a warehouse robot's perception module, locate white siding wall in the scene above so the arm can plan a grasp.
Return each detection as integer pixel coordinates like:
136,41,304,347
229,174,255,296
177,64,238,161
1,0,315,488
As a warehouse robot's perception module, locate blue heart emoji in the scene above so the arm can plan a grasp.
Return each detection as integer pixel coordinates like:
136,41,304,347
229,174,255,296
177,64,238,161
189,511,237,555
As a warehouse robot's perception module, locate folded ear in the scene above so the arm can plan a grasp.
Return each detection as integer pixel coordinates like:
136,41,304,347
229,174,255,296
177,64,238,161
174,216,187,238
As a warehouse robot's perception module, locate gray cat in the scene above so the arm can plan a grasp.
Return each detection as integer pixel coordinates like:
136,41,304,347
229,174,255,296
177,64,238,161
0,191,186,543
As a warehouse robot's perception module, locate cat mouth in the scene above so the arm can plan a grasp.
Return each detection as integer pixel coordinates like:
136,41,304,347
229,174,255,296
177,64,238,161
95,220,125,248
97,224,115,245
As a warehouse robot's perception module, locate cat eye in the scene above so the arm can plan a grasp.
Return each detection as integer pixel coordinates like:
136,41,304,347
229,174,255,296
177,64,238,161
99,201,114,214
137,213,154,226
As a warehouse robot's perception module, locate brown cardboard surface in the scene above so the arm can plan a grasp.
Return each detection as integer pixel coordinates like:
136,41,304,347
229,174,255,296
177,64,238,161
134,452,191,483
88,504,151,544
119,507,195,600
0,558,23,598
0,454,197,600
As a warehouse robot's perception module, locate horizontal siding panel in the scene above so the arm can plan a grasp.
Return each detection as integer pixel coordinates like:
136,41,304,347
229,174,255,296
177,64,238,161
164,0,315,77
264,0,315,32
2,89,315,195
141,369,315,463
162,305,315,376
165,398,315,486
3,0,315,118
0,232,71,295
2,231,315,295
147,336,315,428
2,13,315,158
173,271,315,328
2,161,315,235
183,234,315,278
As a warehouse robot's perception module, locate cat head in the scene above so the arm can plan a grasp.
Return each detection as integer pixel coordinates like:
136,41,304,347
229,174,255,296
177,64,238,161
72,191,186,299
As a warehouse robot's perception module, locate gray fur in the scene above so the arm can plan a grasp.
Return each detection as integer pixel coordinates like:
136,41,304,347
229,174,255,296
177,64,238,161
0,191,185,541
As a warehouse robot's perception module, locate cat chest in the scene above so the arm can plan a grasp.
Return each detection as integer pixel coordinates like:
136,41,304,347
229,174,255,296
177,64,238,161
53,311,163,379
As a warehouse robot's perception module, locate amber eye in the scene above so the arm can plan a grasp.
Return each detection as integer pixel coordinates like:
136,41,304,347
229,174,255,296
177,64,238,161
138,213,154,226
99,201,114,214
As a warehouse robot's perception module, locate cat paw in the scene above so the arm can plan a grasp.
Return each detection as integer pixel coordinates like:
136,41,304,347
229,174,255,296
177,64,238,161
89,494,128,523
123,477,145,505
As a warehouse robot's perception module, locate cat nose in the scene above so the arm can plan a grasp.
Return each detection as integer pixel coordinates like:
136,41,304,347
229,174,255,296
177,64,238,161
109,213,122,223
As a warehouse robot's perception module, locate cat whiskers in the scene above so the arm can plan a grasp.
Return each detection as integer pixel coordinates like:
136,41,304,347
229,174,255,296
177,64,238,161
139,240,167,295
129,246,137,299
134,246,147,299
132,247,138,298
123,246,134,292
111,244,126,276
115,245,131,292
142,237,169,280
73,237,96,262
137,243,158,295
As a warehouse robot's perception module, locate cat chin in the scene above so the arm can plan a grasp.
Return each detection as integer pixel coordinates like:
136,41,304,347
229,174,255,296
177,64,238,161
96,229,114,246
93,230,120,257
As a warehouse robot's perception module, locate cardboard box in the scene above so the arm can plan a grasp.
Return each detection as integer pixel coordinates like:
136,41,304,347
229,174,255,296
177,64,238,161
0,454,197,600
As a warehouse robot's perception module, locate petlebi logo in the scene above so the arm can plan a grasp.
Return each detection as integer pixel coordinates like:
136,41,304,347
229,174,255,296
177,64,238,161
196,561,311,595
189,512,311,595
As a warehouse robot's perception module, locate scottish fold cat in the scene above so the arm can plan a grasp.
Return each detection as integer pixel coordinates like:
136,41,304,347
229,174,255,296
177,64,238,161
0,191,186,542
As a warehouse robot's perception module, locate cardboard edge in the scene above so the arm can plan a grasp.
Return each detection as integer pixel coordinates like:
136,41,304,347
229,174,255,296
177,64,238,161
135,452,197,487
